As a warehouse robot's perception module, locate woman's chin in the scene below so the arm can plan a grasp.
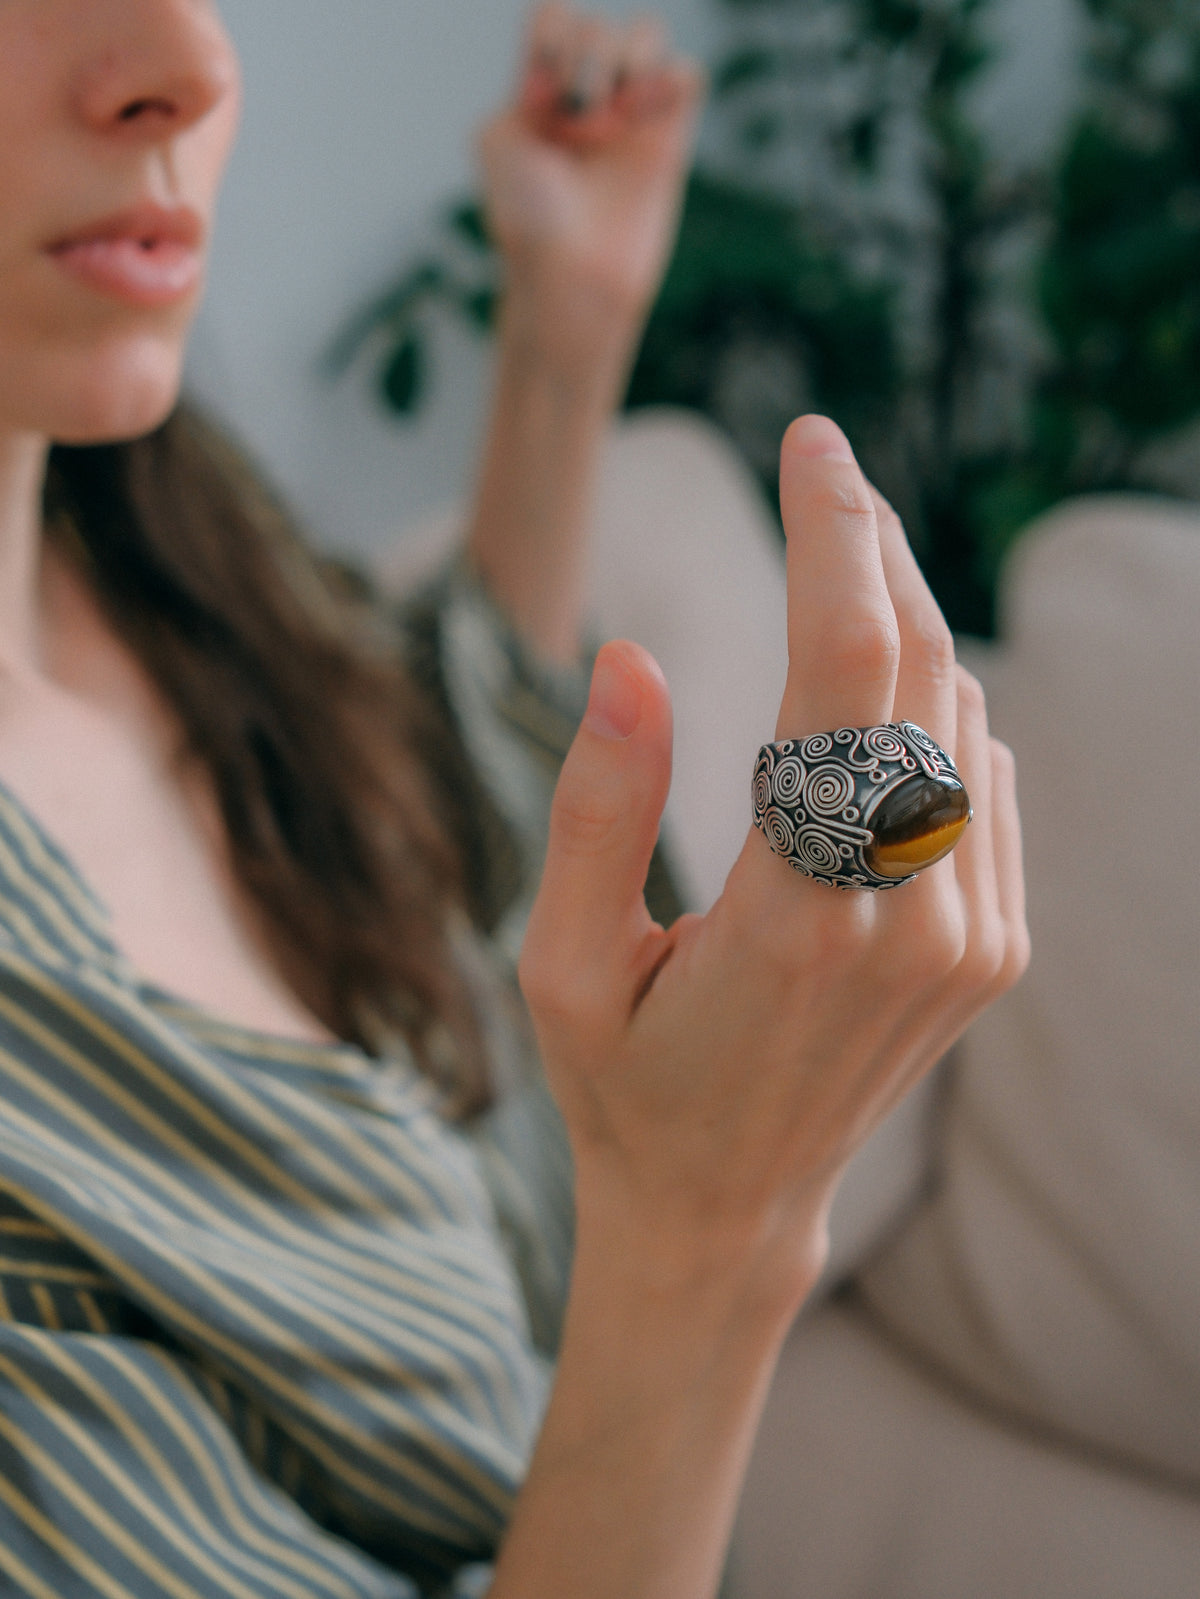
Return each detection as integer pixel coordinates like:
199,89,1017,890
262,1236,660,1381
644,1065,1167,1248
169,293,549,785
53,395,179,447
55,372,184,446
10,341,189,446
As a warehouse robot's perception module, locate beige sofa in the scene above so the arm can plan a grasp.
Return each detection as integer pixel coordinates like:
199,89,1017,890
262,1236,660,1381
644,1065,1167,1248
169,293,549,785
386,411,1200,1596
734,490,1200,1598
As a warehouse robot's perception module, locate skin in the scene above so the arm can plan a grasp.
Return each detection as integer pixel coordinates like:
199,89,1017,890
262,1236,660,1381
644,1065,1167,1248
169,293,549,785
0,0,237,447
0,3,1030,1595
466,2,705,662
0,0,332,1042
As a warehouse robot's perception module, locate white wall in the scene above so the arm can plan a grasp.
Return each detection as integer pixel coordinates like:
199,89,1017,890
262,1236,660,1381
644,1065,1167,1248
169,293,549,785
191,0,716,560
191,0,1081,562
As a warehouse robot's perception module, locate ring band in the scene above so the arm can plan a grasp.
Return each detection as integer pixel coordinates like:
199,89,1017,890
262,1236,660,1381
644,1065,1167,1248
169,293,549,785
752,722,971,890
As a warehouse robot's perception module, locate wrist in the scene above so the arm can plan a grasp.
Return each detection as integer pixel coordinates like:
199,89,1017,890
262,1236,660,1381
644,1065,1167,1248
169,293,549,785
492,1224,801,1599
569,1162,832,1353
498,276,645,397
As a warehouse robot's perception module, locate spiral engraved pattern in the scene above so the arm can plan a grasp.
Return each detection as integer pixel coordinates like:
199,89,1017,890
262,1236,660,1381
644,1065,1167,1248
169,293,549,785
793,827,843,876
799,732,834,761
751,720,965,890
752,765,773,818
804,763,855,817
863,727,908,762
771,755,806,805
762,807,796,857
900,720,955,780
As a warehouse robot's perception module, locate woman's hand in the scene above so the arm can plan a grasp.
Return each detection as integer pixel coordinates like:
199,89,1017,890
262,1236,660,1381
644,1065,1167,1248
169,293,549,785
478,1,703,372
488,415,1027,1599
521,413,1029,1308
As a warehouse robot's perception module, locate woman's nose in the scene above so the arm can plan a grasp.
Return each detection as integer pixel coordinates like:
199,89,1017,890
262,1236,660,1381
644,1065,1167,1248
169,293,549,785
75,0,238,139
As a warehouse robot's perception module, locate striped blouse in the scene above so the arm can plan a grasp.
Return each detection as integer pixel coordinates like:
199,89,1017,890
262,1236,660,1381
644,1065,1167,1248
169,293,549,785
0,574,672,1599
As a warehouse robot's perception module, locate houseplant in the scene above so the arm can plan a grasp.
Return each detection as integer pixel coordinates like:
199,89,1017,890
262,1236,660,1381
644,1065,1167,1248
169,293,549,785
329,0,1200,635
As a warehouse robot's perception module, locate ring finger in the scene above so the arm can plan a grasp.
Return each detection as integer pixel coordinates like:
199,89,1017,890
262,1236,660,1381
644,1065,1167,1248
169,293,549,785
871,485,958,759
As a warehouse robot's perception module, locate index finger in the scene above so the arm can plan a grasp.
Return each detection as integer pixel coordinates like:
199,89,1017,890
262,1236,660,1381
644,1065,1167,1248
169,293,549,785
774,416,899,741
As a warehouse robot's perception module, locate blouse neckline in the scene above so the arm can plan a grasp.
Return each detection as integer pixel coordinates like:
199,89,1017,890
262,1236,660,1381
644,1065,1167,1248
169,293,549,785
0,769,372,1069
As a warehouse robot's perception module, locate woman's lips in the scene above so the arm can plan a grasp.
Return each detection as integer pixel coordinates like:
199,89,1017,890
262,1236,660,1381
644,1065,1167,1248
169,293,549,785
47,207,204,308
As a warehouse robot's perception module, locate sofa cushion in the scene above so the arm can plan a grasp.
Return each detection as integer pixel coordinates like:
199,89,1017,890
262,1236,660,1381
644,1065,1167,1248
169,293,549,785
734,1299,1200,1599
857,496,1200,1486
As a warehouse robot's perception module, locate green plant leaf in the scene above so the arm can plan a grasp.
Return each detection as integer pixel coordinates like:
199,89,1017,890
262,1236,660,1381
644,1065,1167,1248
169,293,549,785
714,47,782,96
739,110,785,151
461,287,498,329
322,263,445,376
856,0,923,46
842,113,883,173
447,201,491,251
379,332,424,416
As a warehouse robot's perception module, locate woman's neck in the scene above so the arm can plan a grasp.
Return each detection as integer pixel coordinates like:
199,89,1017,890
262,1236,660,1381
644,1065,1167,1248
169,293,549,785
0,432,51,675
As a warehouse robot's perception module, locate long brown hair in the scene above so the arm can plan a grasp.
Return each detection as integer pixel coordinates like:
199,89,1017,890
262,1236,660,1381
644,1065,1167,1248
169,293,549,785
44,405,488,1112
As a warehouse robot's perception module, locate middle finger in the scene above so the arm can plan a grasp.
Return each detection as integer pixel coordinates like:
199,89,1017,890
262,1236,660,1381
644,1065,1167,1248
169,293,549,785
774,416,899,741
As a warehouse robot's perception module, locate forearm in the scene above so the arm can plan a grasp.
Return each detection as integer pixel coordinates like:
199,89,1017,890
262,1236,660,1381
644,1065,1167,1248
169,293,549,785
488,1196,820,1599
463,284,640,667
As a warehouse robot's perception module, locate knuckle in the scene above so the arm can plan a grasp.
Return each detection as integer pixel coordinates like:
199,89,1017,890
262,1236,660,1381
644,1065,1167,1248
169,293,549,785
788,894,875,970
871,487,901,528
938,913,971,975
550,790,623,859
1001,920,1033,988
805,468,876,528
927,917,970,983
955,899,1032,999
908,612,956,686
955,665,988,726
519,946,604,1031
813,614,901,694
871,491,911,552
991,737,1017,783
894,891,967,983
735,878,872,983
959,922,1007,992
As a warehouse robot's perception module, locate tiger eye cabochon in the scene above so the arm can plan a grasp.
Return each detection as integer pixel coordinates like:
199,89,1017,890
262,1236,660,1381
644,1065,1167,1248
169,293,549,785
865,773,972,878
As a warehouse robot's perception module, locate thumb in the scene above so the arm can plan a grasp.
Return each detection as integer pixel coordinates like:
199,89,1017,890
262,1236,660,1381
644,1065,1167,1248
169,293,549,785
519,640,674,1051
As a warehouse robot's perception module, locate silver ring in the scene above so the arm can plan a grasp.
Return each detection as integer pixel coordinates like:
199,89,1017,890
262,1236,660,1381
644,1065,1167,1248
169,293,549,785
752,722,971,890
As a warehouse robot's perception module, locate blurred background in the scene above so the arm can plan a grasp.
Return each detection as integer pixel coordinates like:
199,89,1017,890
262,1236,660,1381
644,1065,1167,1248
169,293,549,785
192,0,1200,635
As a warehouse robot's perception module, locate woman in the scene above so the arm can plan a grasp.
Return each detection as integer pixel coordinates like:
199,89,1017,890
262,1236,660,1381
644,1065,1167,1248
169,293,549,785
0,3,1027,1597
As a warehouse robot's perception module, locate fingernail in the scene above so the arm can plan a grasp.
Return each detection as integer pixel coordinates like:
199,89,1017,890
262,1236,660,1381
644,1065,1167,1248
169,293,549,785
790,415,855,463
585,649,642,741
